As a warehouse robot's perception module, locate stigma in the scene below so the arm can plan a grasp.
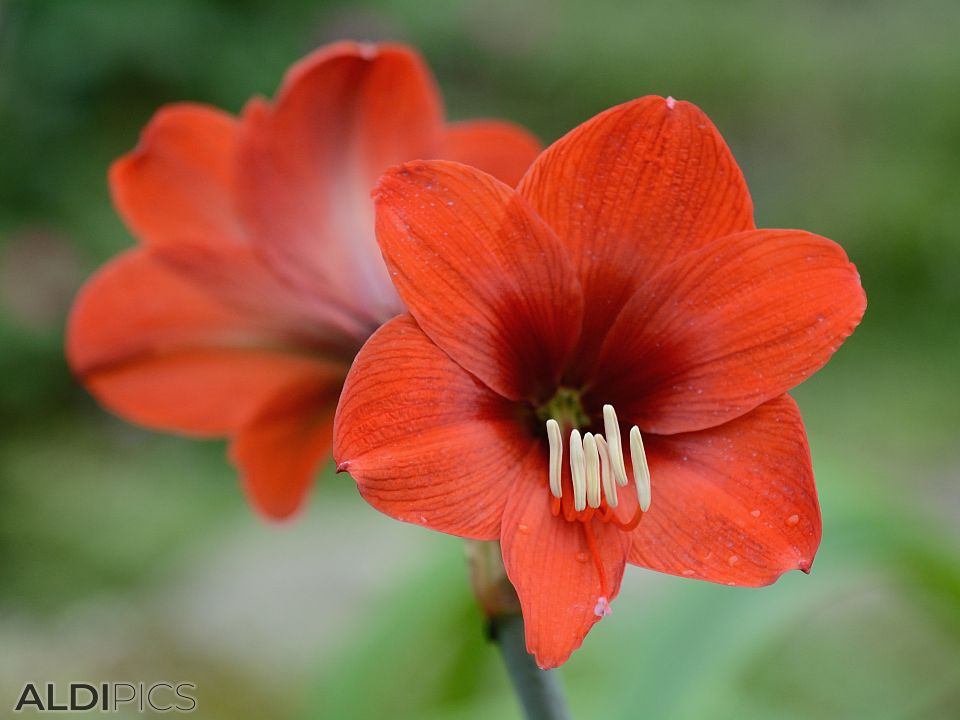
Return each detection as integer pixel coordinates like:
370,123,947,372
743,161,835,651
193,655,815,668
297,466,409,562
545,404,652,514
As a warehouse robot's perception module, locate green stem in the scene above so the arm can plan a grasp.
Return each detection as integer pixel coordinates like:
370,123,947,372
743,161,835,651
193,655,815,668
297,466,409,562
491,613,572,720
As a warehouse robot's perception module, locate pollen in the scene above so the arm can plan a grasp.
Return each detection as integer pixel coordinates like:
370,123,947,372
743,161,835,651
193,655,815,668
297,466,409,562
583,433,601,508
546,418,563,499
544,404,651,514
630,426,652,512
595,435,619,508
570,429,587,511
602,404,629,487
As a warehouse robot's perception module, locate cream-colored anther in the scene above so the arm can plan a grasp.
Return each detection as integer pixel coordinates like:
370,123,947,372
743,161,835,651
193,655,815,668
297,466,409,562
602,404,629,487
629,425,651,511
595,435,619,508
583,433,601,508
546,419,563,499
569,429,587,512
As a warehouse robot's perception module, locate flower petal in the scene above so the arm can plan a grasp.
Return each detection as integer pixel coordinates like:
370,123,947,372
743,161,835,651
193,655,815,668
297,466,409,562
153,240,372,351
502,472,629,668
518,96,754,357
110,101,367,343
110,103,244,250
238,42,444,326
334,314,534,540
230,377,340,520
439,120,541,187
628,395,821,586
67,249,342,435
373,160,583,401
590,229,866,434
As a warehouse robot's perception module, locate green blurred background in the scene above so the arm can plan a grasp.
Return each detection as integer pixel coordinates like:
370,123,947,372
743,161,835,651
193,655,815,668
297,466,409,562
1,0,958,717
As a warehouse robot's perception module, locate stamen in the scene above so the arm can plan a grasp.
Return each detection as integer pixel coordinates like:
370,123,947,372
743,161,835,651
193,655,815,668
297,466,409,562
629,426,652,511
546,419,563,499
595,435,619,508
602,404,629,487
542,404,650,518
569,429,587,512
583,433,601,508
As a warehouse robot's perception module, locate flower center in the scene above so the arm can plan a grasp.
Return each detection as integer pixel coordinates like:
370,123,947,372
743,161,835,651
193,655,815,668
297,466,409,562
536,386,589,430
543,404,651,527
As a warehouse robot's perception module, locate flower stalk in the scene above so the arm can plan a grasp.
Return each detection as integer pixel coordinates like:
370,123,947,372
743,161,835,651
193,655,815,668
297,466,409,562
491,613,572,720
466,540,572,720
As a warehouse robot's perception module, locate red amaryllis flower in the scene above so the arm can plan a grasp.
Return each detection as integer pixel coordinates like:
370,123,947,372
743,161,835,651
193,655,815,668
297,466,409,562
66,42,540,519
333,96,866,667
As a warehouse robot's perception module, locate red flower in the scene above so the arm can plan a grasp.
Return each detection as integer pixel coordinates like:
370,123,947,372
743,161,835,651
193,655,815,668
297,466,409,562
333,96,866,667
66,42,540,519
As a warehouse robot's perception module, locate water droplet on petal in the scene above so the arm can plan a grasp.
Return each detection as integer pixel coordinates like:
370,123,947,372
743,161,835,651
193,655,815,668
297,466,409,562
682,569,695,576
728,554,740,566
576,552,589,563
786,514,800,526
750,510,761,518
518,523,529,534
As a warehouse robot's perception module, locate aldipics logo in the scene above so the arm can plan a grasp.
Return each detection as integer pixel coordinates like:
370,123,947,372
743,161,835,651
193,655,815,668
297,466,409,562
13,682,197,713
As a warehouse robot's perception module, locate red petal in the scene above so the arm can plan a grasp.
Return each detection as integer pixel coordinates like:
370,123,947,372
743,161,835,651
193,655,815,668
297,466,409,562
628,395,821,585
67,249,342,435
334,315,534,540
230,377,339,520
237,42,444,326
373,161,583,401
153,240,372,351
110,103,244,250
591,229,866,434
439,120,541,187
518,96,755,359
502,472,629,668
110,102,366,343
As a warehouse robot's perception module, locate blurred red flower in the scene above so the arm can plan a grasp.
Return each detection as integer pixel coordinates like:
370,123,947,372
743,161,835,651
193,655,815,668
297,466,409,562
333,96,866,667
66,41,540,519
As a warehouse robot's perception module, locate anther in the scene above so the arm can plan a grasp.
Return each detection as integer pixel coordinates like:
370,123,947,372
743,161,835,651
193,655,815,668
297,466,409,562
595,435,619,508
629,426,652,511
543,405,650,517
583,433,601,508
546,419,563,499
602,404,629,487
570,430,587,512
